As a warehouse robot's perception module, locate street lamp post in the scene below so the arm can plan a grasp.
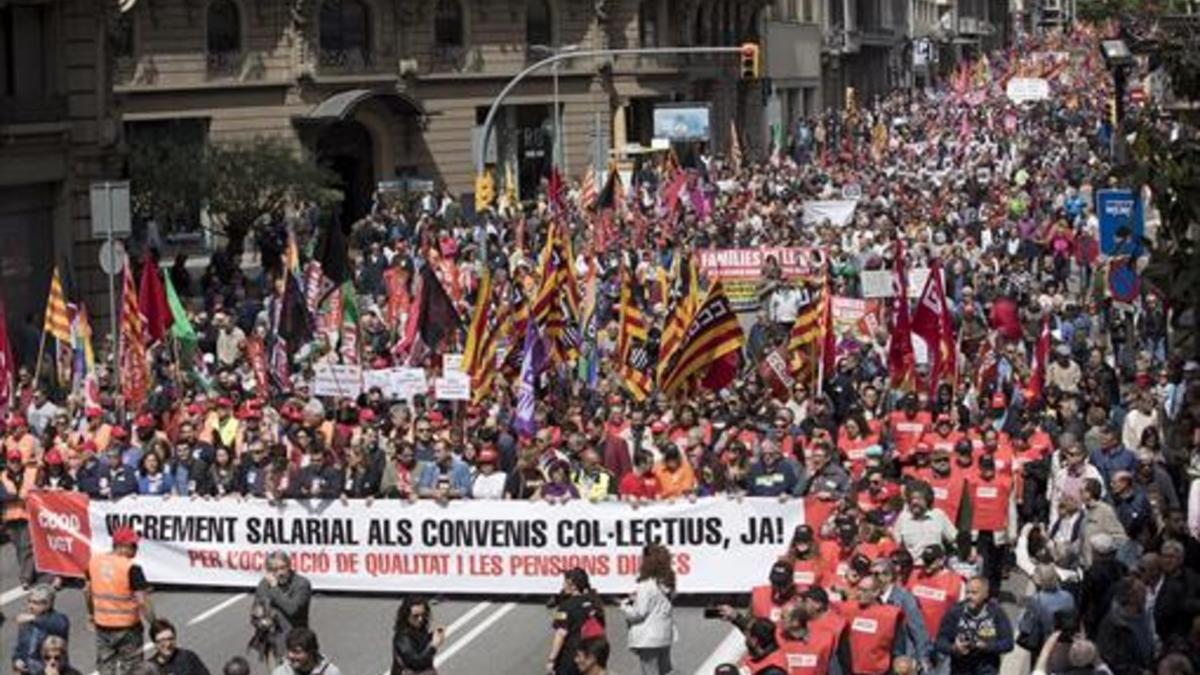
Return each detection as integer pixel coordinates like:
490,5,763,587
1101,38,1134,162
529,44,579,172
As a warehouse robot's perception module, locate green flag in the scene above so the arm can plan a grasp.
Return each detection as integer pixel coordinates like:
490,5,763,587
164,275,197,343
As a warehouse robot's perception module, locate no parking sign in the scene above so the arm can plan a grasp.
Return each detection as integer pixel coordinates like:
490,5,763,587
1107,260,1140,303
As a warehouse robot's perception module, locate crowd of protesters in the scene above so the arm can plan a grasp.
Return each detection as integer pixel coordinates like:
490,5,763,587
3,20,1200,675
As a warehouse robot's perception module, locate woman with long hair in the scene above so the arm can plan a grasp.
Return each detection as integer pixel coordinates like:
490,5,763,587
390,596,444,675
547,568,606,675
620,544,676,675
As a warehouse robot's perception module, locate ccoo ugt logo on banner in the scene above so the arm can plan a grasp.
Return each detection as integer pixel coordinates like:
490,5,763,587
27,491,93,577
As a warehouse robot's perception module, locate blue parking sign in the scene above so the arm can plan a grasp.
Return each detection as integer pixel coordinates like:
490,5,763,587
1096,188,1144,257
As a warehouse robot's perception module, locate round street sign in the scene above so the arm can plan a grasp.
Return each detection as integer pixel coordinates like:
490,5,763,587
99,240,127,276
1107,260,1140,303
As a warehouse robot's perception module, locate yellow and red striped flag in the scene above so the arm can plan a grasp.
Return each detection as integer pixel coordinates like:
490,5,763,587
656,251,700,386
659,280,744,396
616,260,652,401
729,119,743,171
463,267,500,402
43,267,72,343
580,165,598,211
119,265,148,407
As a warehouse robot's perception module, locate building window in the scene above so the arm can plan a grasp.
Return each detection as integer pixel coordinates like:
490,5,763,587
206,0,240,54
433,0,463,47
319,0,370,66
1,3,54,102
638,0,658,46
526,0,552,47
112,11,135,60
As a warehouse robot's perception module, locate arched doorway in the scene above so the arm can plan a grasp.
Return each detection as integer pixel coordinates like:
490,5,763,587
316,120,374,225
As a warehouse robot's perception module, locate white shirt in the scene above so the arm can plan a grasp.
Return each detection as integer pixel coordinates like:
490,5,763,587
471,471,507,500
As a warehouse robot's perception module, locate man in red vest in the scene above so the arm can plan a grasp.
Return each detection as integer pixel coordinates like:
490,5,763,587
906,545,963,657
888,394,931,463
968,456,1013,598
736,617,791,673
786,525,827,591
775,604,839,675
838,575,904,675
800,587,850,673
718,560,801,626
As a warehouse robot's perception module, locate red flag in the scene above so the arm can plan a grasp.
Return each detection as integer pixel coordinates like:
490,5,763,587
887,240,915,388
246,336,269,399
911,261,955,394
1029,316,1051,401
0,296,13,417
138,254,172,344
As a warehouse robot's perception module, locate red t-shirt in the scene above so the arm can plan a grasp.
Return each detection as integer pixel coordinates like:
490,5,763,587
618,472,662,499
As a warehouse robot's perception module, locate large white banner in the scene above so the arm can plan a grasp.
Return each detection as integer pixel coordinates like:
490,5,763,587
78,496,802,594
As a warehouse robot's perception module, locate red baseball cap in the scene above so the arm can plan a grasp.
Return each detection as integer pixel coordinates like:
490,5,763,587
990,391,1007,409
8,414,26,428
112,526,140,547
85,406,104,419
80,440,98,454
135,413,155,429
477,447,498,464
358,408,377,425
45,449,64,466
110,426,128,440
216,397,233,408
426,410,445,426
5,449,21,462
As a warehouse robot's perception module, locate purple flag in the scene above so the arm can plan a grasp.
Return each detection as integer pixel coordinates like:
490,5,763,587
513,321,546,438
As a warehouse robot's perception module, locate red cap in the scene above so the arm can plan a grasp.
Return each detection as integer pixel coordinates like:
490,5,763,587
8,414,26,428
237,404,261,420
477,447,498,464
216,397,234,408
186,403,205,416
45,449,64,466
80,440,98,454
650,421,667,434
426,410,445,426
358,408,377,424
110,426,128,440
914,442,932,454
936,413,951,423
5,449,22,462
111,526,140,547
85,406,104,419
135,413,155,429
990,391,1007,408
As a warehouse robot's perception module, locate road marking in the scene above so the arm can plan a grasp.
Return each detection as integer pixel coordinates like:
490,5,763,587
186,592,248,626
86,593,249,675
695,626,745,674
378,601,497,675
433,602,518,667
0,586,29,606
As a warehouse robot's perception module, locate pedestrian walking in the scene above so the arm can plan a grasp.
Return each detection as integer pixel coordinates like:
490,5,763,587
547,568,606,675
2,447,38,587
85,526,155,675
271,627,342,675
390,596,445,675
619,543,676,675
149,618,212,675
11,584,69,675
934,577,1014,675
250,551,313,670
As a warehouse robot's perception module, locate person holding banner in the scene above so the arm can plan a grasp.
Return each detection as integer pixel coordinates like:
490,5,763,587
85,526,155,675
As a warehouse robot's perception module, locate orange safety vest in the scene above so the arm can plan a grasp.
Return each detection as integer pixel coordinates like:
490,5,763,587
970,474,1012,532
907,569,963,640
777,629,836,675
1,469,35,522
842,602,901,675
88,552,140,628
808,608,847,650
802,496,838,534
751,585,797,624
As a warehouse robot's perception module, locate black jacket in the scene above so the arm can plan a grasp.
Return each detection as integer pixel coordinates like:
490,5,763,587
391,629,436,674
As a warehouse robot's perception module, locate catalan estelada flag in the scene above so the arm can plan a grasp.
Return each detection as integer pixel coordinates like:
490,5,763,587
43,267,72,343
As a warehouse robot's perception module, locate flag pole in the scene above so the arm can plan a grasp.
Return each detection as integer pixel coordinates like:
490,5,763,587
33,328,48,388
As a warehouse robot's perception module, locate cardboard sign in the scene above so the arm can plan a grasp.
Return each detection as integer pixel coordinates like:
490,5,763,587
311,364,363,398
435,372,471,401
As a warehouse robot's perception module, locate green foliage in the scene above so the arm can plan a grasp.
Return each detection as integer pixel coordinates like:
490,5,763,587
207,137,340,254
127,125,211,233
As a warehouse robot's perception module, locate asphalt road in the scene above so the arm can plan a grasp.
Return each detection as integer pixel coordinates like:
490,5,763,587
0,545,1032,675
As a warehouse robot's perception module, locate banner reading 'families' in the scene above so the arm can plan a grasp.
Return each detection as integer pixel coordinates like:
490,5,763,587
27,492,802,594
698,247,826,315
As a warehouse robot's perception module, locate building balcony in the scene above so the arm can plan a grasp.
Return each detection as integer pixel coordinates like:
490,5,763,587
206,50,244,80
318,48,369,73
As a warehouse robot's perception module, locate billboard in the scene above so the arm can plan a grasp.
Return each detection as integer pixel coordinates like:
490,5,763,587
1096,188,1144,257
653,103,711,142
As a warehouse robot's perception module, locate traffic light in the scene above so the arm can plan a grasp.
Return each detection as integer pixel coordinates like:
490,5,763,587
474,171,494,212
1107,97,1118,128
739,43,760,80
